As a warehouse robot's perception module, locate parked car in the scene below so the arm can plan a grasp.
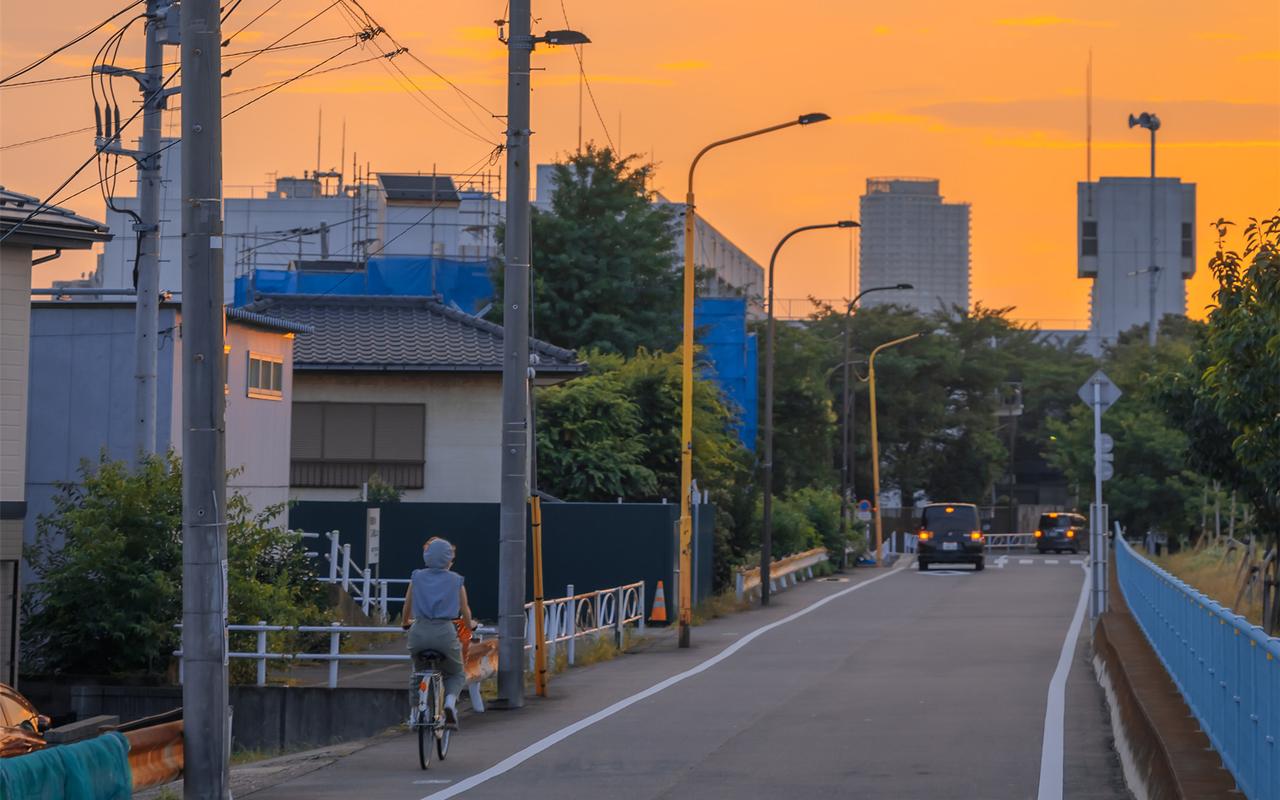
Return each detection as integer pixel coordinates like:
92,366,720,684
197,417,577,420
0,683,49,758
917,503,984,571
1035,512,1087,554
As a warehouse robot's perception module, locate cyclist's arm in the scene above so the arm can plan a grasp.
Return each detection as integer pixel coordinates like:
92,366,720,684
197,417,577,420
459,586,475,629
402,583,414,629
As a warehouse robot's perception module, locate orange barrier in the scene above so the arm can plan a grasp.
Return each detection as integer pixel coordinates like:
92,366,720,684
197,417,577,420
649,580,668,622
465,637,498,684
124,719,183,790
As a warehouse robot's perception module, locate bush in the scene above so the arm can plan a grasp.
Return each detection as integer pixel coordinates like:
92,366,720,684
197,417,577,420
23,453,328,680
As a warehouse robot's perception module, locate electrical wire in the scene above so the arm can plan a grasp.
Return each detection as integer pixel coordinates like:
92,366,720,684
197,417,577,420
227,0,345,76
224,40,360,117
222,0,287,47
558,0,615,151
0,0,145,85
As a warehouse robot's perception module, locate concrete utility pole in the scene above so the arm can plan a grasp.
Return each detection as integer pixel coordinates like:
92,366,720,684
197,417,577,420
180,1,228,796
497,0,534,709
95,0,174,459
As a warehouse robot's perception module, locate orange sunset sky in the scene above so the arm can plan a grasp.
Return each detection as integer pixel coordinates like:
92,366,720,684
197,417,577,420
2,1,1277,325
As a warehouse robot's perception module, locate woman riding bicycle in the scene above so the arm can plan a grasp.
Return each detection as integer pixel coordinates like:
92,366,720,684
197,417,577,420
402,537,474,726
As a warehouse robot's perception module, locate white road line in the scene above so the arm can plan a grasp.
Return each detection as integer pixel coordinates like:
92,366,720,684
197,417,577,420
420,565,907,800
1045,559,1059,565
994,556,1008,569
1019,558,1033,565
1036,563,1090,800
1069,559,1084,565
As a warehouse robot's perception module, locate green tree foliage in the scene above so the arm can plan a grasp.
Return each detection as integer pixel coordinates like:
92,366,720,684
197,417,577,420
495,145,680,354
23,454,327,678
756,320,840,493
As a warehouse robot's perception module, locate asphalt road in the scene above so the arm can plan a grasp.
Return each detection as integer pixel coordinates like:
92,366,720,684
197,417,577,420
248,555,1129,800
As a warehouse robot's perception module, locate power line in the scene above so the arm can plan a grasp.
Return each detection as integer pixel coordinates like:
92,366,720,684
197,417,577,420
0,0,144,85
226,0,346,76
225,40,361,116
558,0,615,151
222,0,287,47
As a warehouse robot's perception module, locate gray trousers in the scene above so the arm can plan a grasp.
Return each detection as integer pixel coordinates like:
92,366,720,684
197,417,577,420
407,619,465,702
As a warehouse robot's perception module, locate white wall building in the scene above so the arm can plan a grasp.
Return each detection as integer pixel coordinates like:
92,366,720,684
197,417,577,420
535,164,765,308
1077,177,1195,347
859,178,970,315
93,138,501,300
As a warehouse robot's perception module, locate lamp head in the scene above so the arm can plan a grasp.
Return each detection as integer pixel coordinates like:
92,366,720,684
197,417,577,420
836,220,859,228
798,113,831,125
1128,112,1160,132
541,29,591,45
895,283,914,290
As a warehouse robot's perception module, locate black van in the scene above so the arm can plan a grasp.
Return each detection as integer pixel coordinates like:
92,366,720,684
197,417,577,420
1035,512,1087,554
917,503,984,571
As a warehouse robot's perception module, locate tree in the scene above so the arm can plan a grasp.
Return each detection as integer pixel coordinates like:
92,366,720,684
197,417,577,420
495,144,680,354
23,453,328,678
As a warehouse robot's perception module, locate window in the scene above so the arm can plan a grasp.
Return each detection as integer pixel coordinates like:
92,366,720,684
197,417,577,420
290,402,425,488
1081,220,1098,257
247,353,284,400
1181,222,1193,258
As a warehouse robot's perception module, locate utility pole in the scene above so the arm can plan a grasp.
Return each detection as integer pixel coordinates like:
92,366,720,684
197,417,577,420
180,1,228,796
96,0,176,459
497,0,533,709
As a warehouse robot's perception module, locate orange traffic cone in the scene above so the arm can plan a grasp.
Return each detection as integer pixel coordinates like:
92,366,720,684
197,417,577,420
649,581,668,623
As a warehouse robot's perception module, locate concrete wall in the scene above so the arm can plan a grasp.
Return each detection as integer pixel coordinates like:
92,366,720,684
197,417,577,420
290,372,501,503
1,243,33,686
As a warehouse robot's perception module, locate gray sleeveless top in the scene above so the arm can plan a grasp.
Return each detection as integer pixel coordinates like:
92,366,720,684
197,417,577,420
411,568,463,620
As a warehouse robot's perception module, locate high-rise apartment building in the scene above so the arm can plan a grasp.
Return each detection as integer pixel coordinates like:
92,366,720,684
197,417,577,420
1077,177,1195,347
859,178,970,314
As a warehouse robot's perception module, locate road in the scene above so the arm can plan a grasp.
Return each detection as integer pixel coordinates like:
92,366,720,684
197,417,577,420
247,555,1129,800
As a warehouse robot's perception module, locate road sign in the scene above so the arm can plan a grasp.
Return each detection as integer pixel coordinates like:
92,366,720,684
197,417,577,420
366,507,381,565
856,499,872,522
1077,370,1122,412
1099,433,1114,453
1099,462,1114,481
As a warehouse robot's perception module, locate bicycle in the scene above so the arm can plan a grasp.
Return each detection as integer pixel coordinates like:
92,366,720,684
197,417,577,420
410,650,452,770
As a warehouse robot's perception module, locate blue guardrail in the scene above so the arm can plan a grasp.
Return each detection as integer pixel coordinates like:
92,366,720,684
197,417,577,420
1115,536,1280,799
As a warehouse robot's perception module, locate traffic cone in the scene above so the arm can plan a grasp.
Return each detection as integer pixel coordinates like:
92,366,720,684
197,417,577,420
649,581,668,623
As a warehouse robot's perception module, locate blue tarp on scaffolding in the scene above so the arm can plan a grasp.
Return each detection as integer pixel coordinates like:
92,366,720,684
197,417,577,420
233,256,494,313
695,296,758,451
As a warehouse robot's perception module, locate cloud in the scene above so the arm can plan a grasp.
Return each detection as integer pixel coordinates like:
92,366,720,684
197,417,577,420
996,16,1115,28
872,24,892,36
1242,50,1280,61
659,59,708,71
1195,31,1245,41
911,98,1280,142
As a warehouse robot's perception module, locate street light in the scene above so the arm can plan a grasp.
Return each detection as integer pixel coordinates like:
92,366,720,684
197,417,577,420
1128,111,1161,347
678,113,830,643
838,283,912,567
760,219,857,606
866,332,922,566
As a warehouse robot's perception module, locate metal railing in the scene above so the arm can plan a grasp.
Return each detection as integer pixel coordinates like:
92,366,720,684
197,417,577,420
735,547,829,600
303,530,404,620
1116,535,1280,800
173,581,646,691
985,533,1036,551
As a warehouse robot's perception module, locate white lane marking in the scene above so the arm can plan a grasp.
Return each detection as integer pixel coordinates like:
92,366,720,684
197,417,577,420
420,566,906,800
1045,559,1059,565
1019,559,1033,565
1036,563,1090,800
994,556,1008,569
916,569,970,577
1069,559,1084,565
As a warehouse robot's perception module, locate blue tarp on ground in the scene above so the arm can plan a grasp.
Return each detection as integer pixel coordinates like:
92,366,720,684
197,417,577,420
695,296,758,450
0,732,131,800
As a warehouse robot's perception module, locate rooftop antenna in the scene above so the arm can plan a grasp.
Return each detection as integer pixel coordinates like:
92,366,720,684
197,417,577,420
315,107,323,184
1086,48,1093,214
339,118,347,192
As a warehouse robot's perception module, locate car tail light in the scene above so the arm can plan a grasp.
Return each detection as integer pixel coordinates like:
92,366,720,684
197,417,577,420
918,530,932,541
1066,530,1075,538
970,531,983,541
1034,530,1043,538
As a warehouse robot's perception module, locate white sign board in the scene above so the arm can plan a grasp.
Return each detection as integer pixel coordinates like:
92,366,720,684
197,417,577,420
856,499,872,522
1077,370,1122,412
366,507,381,565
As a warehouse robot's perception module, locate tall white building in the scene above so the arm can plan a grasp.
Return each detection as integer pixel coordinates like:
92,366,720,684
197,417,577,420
93,138,501,299
1077,177,1195,346
858,178,970,314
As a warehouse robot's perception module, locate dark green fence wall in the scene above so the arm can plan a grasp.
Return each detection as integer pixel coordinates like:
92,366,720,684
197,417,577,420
288,501,714,622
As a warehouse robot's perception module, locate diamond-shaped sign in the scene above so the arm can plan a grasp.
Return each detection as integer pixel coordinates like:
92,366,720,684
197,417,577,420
1077,370,1122,412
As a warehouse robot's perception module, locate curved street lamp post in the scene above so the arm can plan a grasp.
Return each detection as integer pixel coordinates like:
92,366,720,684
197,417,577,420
867,333,922,566
678,113,830,643
760,220,858,605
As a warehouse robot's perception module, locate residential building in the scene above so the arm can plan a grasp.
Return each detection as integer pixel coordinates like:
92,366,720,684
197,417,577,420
534,164,766,307
242,294,585,503
1077,176,1196,348
859,178,971,314
0,188,111,686
23,302,309,556
93,138,501,303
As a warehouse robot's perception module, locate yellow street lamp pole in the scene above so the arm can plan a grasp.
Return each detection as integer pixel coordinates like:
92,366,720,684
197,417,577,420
867,333,921,566
678,113,830,647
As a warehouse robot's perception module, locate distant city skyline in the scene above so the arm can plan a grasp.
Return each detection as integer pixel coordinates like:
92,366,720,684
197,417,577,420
1,1,1276,323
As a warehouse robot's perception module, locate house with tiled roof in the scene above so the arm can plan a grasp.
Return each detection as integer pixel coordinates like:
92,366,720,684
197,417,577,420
244,293,586,503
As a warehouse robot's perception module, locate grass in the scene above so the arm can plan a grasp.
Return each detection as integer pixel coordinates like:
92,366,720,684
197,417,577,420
691,590,751,626
1154,546,1263,626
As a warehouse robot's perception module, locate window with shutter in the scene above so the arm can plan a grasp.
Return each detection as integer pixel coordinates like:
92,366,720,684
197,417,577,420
290,402,425,489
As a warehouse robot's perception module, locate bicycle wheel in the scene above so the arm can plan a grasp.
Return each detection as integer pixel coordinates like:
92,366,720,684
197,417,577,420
418,678,433,770
435,674,451,760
